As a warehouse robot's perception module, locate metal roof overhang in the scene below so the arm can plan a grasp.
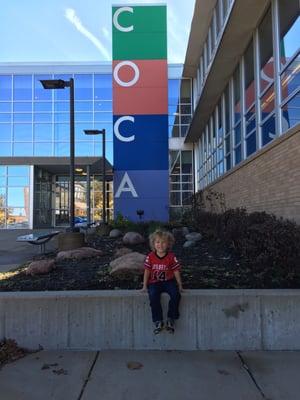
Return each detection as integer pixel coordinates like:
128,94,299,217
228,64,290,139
0,157,113,175
183,0,270,143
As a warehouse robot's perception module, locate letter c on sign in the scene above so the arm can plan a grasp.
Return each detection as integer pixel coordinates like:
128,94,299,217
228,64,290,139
114,116,135,142
113,7,134,32
113,61,140,87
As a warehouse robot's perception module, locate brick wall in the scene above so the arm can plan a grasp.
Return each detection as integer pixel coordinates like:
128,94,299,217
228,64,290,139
200,124,300,224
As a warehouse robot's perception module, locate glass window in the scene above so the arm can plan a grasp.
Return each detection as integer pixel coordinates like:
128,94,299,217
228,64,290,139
94,112,113,122
34,113,52,123
13,75,32,101
0,124,11,141
7,166,29,176
217,101,223,143
0,143,11,156
34,75,52,100
282,92,300,130
54,142,69,156
233,66,241,123
7,208,29,228
54,124,69,141
75,101,93,112
235,145,242,164
75,141,94,156
13,102,32,112
244,40,255,110
34,102,52,112
34,142,53,156
13,142,33,156
262,114,276,146
224,85,230,132
216,0,221,36
94,100,112,112
279,0,300,68
0,102,11,112
54,113,69,123
0,114,11,123
259,8,274,93
8,176,29,186
34,123,52,141
168,79,180,105
281,57,300,101
261,84,275,121
94,74,112,100
246,132,256,156
74,74,93,100
13,113,32,123
0,166,6,176
54,102,69,112
0,76,12,101
234,122,241,145
75,112,93,122
13,124,32,141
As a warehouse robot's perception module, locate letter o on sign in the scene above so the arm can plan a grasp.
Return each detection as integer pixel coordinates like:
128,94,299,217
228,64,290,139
113,7,134,32
113,61,140,87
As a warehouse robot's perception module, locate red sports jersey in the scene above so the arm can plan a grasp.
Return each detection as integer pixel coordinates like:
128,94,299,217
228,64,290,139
144,251,181,284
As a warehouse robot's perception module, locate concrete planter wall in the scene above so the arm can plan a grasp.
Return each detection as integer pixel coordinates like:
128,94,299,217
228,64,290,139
1,290,300,351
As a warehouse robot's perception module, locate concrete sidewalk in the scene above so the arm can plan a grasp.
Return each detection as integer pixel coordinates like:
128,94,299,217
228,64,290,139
0,229,61,272
0,350,299,399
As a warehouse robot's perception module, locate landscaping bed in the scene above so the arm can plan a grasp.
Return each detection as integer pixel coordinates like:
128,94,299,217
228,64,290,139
1,208,300,292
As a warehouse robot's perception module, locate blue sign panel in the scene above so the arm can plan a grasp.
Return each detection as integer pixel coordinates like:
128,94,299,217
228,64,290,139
114,170,169,221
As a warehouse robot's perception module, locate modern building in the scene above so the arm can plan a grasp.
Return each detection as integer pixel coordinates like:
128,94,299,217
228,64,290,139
184,0,300,222
0,62,193,229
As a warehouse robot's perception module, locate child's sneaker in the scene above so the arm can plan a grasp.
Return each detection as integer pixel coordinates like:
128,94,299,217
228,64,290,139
153,321,164,334
166,318,175,334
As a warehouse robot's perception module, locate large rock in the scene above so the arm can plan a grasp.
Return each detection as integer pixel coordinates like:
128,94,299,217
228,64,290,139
56,247,103,260
183,240,196,248
185,232,202,242
110,252,146,277
113,247,133,259
123,232,145,245
109,229,123,238
26,259,56,276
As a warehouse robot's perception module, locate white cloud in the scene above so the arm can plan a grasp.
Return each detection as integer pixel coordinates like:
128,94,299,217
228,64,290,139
65,8,110,60
102,26,111,42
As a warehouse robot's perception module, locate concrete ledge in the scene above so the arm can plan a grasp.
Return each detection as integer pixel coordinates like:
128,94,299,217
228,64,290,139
1,290,300,350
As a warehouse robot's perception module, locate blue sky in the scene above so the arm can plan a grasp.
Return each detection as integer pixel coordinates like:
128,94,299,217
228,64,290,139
0,0,195,63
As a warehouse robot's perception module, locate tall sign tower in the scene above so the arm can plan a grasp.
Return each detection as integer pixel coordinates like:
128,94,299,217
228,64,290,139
112,4,169,221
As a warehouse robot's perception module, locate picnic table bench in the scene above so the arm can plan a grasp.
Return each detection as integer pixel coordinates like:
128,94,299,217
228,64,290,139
16,231,60,253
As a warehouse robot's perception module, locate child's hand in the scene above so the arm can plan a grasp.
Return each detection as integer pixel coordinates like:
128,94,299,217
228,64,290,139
140,286,147,293
178,285,184,293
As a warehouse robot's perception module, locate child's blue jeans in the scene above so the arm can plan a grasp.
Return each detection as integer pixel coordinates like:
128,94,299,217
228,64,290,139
147,279,181,323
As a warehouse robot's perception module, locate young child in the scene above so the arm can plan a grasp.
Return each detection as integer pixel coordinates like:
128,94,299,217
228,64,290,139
141,230,183,334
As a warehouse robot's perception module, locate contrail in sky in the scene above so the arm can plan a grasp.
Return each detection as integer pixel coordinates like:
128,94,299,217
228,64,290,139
65,8,110,60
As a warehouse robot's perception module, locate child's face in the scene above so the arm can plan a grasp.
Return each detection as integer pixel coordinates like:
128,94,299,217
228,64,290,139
154,238,169,254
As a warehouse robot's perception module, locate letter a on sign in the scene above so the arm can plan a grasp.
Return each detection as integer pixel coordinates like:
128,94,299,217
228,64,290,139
115,172,138,198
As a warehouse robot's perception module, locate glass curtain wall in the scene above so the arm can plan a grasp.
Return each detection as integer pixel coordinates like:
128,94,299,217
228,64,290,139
195,0,300,191
0,166,30,228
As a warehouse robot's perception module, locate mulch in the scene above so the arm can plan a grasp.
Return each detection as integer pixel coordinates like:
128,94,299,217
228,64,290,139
1,231,300,291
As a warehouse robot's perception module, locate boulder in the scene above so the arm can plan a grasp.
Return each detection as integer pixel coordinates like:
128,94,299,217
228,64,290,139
26,259,56,276
113,247,133,259
56,247,103,260
183,240,196,248
109,229,123,238
182,227,190,235
123,232,145,245
185,232,202,242
110,252,146,277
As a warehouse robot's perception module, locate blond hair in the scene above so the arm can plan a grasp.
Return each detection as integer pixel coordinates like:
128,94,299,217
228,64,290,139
149,229,175,251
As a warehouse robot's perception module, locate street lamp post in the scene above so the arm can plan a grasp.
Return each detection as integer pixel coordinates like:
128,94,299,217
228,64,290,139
84,129,106,224
40,79,75,231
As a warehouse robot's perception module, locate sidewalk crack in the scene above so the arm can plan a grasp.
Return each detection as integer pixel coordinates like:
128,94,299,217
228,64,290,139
77,351,99,400
237,351,268,399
